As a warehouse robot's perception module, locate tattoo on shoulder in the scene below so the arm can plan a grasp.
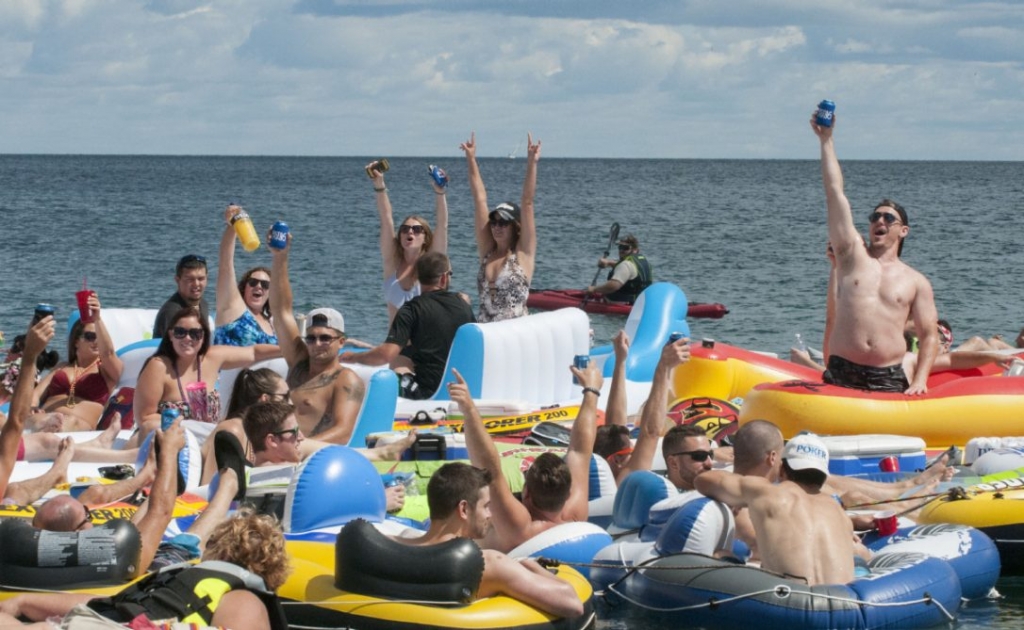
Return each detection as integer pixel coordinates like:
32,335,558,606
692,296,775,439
292,367,343,392
342,376,366,403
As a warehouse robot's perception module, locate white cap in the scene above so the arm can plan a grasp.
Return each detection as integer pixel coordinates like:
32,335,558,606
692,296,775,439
307,308,345,334
782,433,829,477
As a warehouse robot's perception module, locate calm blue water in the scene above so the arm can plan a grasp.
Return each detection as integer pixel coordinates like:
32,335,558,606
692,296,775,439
1,155,1022,627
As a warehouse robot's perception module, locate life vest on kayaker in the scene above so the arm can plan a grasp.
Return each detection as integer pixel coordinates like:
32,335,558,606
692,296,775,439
607,254,652,304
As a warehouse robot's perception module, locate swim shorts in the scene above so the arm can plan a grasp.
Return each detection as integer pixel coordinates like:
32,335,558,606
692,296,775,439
822,355,909,393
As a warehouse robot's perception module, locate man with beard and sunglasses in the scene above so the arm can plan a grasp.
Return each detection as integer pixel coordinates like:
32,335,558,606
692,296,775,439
154,254,211,339
811,114,938,394
587,233,652,305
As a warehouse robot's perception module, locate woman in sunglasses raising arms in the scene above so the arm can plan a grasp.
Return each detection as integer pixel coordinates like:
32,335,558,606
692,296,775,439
134,307,280,438
462,131,540,322
367,159,449,325
213,205,278,347
33,291,123,431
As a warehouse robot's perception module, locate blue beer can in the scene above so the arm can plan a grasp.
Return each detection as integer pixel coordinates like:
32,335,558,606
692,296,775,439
668,331,686,343
428,164,448,188
815,100,836,128
572,354,590,384
269,221,290,250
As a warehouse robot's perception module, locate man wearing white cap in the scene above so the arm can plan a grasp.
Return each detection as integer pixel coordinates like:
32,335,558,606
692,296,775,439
695,432,855,586
268,234,365,444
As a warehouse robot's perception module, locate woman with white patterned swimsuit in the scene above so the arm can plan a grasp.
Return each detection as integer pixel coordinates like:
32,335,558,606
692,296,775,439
461,131,541,322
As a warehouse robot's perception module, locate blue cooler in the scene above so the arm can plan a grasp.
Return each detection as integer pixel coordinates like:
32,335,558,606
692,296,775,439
821,434,927,475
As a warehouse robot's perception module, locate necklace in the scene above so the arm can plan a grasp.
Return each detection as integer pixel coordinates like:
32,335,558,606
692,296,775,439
67,358,101,408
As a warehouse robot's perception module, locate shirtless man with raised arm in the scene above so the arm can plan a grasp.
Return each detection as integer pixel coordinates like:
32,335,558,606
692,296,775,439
451,364,601,553
268,232,365,444
696,433,855,586
812,116,938,394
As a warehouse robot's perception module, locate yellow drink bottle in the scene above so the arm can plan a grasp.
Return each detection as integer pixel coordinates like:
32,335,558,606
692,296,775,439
230,207,260,252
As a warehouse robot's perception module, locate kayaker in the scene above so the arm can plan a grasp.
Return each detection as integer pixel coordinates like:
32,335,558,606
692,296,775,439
586,234,652,304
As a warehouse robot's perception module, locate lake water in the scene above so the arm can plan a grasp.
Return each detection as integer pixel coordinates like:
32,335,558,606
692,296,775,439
1,154,1021,627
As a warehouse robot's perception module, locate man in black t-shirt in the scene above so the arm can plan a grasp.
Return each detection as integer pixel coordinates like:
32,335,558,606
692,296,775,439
153,254,211,338
342,252,475,398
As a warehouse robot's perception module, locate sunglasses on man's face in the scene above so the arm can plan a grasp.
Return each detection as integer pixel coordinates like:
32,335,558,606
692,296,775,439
670,449,715,463
246,278,271,290
304,334,341,345
75,505,93,531
618,244,632,251
399,224,426,235
172,327,205,341
868,211,901,225
81,331,98,342
272,427,301,439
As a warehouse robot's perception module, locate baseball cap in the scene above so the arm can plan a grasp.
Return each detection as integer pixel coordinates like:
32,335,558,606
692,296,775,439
782,433,829,477
489,202,521,223
307,308,345,334
616,234,639,249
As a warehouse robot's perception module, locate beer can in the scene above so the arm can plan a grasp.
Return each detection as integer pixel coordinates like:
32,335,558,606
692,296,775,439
33,303,55,323
428,164,448,188
269,221,290,250
365,158,390,179
668,331,686,343
815,100,836,128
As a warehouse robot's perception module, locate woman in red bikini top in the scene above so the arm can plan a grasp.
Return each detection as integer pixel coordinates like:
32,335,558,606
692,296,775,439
33,292,123,431
134,307,281,439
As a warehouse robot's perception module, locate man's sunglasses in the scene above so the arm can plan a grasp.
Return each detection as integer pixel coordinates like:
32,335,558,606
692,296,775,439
305,334,341,345
81,331,98,342
399,224,426,235
172,326,205,341
670,449,715,463
868,211,901,225
272,427,301,439
617,244,632,251
246,278,271,290
75,505,94,531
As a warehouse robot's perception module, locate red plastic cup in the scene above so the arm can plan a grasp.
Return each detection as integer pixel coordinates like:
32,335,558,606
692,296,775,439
879,455,899,473
76,290,96,324
874,510,898,536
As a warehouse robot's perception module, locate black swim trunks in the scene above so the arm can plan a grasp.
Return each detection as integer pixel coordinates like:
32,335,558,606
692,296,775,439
822,355,909,393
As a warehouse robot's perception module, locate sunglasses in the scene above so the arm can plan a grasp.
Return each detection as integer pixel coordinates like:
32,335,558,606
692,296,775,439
272,427,301,439
176,254,207,274
490,218,512,228
617,244,632,251
81,331,98,342
305,334,341,345
606,446,633,465
399,224,426,235
172,326,205,341
868,211,901,225
670,449,715,463
246,278,271,290
268,390,291,402
75,505,94,531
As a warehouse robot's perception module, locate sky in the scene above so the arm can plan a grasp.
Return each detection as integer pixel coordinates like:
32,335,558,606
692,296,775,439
1,0,1022,160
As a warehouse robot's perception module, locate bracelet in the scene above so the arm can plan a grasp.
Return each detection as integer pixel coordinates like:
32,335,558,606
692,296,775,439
374,187,387,193
582,387,601,398
434,189,446,195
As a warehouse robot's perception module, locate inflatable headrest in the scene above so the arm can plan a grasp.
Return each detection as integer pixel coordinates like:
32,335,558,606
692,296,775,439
972,447,1024,476
611,283,690,382
115,339,161,390
73,308,159,354
588,454,618,501
134,429,203,493
506,521,612,580
283,446,387,533
336,518,484,603
0,518,142,588
612,471,677,531
653,492,735,557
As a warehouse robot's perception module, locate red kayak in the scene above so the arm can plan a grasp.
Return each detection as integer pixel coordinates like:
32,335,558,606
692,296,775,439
527,289,729,319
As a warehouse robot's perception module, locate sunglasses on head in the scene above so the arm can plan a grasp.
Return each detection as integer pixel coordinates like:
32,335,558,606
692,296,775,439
304,333,341,345
176,254,207,274
75,505,93,531
399,224,426,235
171,326,205,341
272,426,301,439
868,211,901,225
81,331,98,342
670,449,715,463
246,278,271,290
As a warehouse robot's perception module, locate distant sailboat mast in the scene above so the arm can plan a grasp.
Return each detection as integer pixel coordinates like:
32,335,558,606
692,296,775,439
507,140,522,159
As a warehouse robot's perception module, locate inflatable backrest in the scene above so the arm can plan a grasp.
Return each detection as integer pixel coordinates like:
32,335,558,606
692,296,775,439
611,471,677,531
505,521,612,580
134,428,203,493
336,518,484,603
430,308,590,405
594,283,690,382
653,492,735,557
0,518,142,588
70,308,159,352
283,446,387,533
347,369,400,448
116,339,161,390
586,454,619,529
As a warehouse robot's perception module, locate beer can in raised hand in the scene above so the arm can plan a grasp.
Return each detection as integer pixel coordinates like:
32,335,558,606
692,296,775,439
815,100,836,128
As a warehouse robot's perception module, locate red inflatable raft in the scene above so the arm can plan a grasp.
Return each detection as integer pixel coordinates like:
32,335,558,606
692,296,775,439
527,289,729,319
